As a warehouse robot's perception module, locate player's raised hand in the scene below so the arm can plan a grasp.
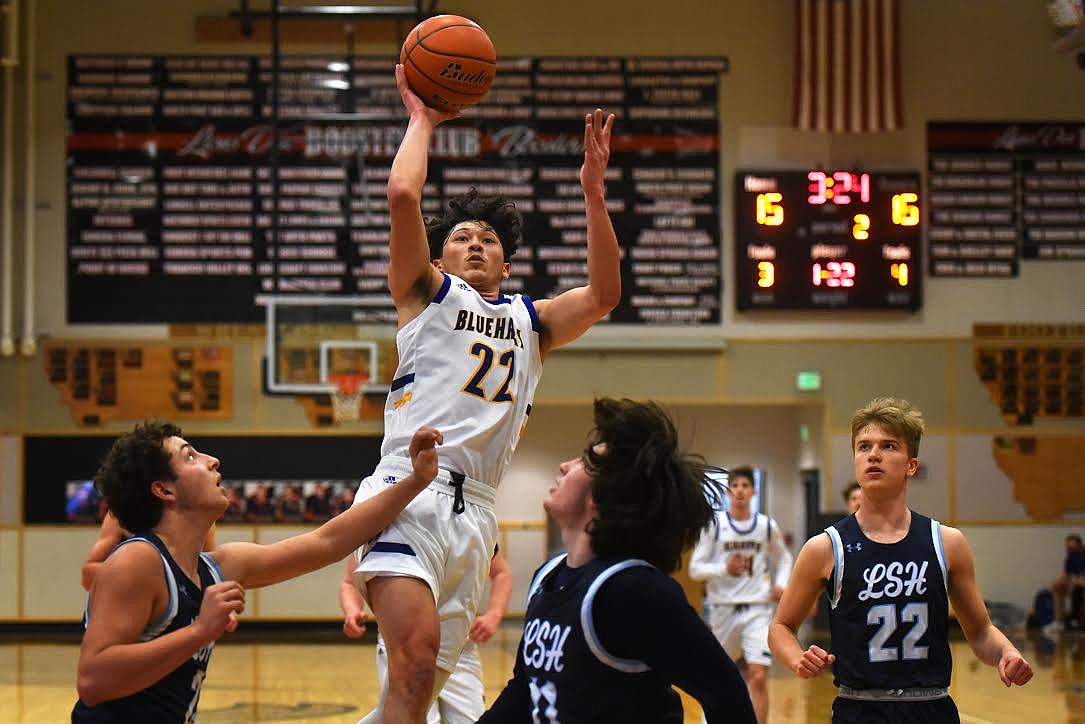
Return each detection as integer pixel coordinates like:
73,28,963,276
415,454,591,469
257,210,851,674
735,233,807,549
794,644,835,679
408,426,443,485
195,581,245,640
395,64,459,126
998,650,1033,686
580,108,615,195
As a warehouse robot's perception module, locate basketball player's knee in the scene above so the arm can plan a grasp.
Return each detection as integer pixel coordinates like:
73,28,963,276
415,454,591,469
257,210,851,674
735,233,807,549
397,639,439,689
746,665,768,691
400,659,437,701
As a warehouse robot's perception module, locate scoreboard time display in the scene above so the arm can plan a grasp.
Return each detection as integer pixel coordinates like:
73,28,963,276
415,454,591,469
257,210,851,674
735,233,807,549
734,170,922,311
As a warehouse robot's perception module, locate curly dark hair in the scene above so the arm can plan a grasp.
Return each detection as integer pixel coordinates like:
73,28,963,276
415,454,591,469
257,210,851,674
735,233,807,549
94,420,181,533
583,398,724,573
425,188,522,261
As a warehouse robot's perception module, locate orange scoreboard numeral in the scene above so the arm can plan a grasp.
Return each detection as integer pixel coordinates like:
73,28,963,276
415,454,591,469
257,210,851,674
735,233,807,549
852,214,870,240
891,193,919,226
756,193,784,226
891,263,909,286
757,261,775,288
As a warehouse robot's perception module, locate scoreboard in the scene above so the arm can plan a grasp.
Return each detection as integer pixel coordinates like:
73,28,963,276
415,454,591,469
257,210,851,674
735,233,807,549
734,170,922,311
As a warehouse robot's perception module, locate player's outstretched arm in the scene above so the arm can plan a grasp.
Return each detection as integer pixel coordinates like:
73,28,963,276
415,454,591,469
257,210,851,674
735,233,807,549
213,427,442,590
76,542,244,706
339,556,369,639
534,109,621,354
942,525,1033,687
768,533,836,678
386,64,455,316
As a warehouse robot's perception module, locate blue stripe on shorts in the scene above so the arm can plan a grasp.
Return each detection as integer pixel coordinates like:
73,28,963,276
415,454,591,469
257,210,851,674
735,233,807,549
370,542,417,556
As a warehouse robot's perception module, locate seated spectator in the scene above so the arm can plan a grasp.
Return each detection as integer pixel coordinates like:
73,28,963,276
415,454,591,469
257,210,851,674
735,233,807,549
274,484,304,522
304,482,333,522
244,483,275,522
1067,541,1085,629
221,483,246,522
1052,534,1085,630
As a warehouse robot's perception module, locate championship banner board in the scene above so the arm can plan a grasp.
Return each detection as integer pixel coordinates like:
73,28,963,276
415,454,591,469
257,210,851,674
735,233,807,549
67,55,727,325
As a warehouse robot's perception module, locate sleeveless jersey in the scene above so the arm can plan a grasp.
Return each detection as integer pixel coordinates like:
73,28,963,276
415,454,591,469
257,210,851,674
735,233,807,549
692,511,783,604
72,533,224,724
825,511,952,690
515,556,684,723
381,272,543,487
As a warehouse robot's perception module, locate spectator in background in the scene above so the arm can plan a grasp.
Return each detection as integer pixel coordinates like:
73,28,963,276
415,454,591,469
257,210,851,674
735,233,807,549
304,482,333,522
222,484,246,522
842,481,862,515
1051,534,1085,632
244,483,274,522
274,484,304,522
332,485,354,516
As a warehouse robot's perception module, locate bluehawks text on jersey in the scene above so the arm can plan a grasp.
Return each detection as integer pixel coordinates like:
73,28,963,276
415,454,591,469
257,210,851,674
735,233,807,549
452,309,525,349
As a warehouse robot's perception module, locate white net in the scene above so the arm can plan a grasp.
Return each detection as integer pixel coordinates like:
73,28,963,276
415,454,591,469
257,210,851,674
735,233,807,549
330,376,363,422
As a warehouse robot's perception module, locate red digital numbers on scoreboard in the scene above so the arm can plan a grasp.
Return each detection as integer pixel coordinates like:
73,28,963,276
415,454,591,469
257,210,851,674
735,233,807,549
736,170,922,311
807,171,871,205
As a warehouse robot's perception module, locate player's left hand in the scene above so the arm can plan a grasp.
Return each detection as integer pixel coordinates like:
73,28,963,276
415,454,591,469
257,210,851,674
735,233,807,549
580,108,615,195
998,650,1033,686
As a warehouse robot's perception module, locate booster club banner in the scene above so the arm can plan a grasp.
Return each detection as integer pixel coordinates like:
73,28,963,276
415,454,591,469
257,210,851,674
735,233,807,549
67,55,727,325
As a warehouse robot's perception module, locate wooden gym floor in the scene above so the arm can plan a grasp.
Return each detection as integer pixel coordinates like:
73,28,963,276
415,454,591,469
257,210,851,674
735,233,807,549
1,626,1082,723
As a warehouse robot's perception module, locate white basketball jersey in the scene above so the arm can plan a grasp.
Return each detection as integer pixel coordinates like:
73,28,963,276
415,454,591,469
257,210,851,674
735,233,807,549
380,273,543,487
693,512,785,605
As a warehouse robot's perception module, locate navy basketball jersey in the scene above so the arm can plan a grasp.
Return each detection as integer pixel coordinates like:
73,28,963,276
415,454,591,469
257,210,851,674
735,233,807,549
825,511,952,690
515,556,684,724
72,532,224,723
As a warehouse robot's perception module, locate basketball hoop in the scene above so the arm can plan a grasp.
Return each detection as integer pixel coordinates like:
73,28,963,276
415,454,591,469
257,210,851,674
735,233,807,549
328,373,365,423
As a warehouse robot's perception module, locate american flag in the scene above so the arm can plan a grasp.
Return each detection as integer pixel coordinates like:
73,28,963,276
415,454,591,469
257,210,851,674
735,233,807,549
793,0,903,133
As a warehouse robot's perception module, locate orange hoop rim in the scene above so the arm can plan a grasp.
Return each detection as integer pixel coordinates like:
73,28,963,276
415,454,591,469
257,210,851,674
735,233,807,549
328,373,366,396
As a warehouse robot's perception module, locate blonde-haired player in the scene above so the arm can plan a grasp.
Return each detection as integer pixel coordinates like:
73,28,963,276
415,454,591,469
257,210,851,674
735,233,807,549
770,397,1032,723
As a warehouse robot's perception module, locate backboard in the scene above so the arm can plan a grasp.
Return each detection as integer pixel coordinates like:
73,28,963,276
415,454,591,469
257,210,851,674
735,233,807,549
262,295,393,397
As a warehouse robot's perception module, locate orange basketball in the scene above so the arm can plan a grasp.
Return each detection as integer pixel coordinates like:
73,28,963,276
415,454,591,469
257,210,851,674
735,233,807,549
400,15,496,113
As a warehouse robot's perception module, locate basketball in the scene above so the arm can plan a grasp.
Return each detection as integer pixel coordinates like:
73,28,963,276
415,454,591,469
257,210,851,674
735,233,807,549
400,15,496,113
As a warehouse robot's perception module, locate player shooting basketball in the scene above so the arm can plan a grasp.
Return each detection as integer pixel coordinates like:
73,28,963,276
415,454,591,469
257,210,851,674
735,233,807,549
343,63,620,723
